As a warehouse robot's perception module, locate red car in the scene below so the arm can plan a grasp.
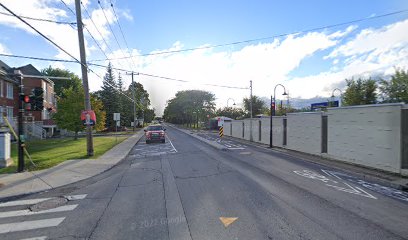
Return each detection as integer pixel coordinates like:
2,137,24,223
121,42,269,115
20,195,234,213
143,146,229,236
144,125,166,143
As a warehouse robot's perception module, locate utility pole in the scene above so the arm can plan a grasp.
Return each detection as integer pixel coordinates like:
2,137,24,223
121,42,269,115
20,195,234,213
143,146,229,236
15,70,24,172
249,80,253,142
75,0,93,156
126,72,137,131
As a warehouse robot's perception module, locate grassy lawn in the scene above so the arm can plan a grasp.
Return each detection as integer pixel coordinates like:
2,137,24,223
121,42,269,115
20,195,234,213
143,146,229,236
0,135,129,174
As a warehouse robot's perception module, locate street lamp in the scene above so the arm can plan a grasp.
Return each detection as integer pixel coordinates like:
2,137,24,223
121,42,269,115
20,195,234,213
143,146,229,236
227,98,236,108
270,84,288,148
331,88,342,107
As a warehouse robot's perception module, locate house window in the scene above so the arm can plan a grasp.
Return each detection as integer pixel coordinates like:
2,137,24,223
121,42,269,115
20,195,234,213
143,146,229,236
0,81,3,97
0,106,3,123
6,82,13,99
42,108,49,120
6,107,13,121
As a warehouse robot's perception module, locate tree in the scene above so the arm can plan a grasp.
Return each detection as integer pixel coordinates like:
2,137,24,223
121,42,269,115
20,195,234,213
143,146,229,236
52,87,106,139
41,66,82,97
379,69,408,103
342,78,377,106
100,63,119,129
215,107,245,120
163,90,216,125
243,95,266,117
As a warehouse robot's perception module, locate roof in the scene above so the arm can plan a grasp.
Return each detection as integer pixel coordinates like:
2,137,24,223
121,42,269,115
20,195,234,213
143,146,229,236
0,60,17,83
12,64,54,84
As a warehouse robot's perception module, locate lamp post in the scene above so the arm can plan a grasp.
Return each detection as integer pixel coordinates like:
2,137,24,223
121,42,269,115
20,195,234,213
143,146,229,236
227,98,236,108
192,111,197,128
331,88,342,107
270,84,288,148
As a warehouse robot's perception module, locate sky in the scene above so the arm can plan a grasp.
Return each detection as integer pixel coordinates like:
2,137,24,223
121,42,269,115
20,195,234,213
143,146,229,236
0,0,407,115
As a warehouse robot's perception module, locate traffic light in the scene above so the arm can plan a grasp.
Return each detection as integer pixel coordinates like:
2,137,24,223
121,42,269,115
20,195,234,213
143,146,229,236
31,87,44,111
20,95,32,110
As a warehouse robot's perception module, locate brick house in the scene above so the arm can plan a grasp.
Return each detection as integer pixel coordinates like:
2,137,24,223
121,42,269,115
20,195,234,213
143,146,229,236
0,60,57,138
0,60,18,129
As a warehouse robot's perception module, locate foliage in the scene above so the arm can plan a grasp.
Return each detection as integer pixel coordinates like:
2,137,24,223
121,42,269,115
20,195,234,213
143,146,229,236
379,69,408,103
41,66,82,97
99,63,119,129
342,78,377,106
243,95,267,117
215,107,245,120
163,90,216,124
53,87,106,139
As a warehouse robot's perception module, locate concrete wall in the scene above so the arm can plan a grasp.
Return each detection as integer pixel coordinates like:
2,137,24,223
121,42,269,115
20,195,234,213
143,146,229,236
327,104,403,173
224,103,406,174
224,122,232,136
286,112,322,155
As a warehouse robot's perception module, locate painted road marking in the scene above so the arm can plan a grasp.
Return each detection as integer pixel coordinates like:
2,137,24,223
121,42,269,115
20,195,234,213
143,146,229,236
167,135,178,153
0,217,65,234
293,170,377,199
0,195,87,208
219,217,238,228
19,236,47,240
0,204,78,219
322,170,408,202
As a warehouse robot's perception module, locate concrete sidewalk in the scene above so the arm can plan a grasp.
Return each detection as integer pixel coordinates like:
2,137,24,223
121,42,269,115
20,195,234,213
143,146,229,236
0,131,144,200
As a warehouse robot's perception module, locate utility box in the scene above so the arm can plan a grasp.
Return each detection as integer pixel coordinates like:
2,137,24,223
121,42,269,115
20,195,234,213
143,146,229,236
0,132,12,168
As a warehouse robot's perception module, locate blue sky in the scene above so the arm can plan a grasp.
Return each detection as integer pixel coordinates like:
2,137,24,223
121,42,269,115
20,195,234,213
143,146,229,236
0,0,407,114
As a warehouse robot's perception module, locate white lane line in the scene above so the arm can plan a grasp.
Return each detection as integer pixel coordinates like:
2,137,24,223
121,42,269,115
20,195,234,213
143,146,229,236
0,198,52,208
166,136,178,153
64,194,87,201
0,217,65,234
0,204,78,219
228,147,245,150
19,236,48,240
0,195,86,208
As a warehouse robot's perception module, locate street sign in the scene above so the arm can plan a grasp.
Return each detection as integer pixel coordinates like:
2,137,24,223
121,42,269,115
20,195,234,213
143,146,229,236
116,121,120,127
81,110,96,126
311,101,339,111
217,117,224,127
113,113,120,121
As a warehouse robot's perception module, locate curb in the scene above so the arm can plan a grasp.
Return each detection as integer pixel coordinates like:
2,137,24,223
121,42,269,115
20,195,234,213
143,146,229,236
166,125,227,151
0,132,145,201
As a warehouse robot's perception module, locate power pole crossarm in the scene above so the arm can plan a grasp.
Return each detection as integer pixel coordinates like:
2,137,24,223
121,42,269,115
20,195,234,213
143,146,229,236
75,0,93,156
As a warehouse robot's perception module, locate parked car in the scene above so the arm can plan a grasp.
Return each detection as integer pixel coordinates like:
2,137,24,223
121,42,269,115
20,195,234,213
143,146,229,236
144,125,166,143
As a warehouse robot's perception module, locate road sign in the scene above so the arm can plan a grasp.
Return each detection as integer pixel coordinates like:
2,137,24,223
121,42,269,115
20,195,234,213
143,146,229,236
113,113,120,121
81,110,96,126
311,101,339,111
217,117,224,127
219,126,224,138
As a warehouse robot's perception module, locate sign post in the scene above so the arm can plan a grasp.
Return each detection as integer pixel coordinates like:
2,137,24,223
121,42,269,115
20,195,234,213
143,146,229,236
218,117,224,139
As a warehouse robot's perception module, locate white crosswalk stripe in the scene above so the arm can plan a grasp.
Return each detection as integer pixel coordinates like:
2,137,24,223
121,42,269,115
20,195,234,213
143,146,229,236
0,194,87,238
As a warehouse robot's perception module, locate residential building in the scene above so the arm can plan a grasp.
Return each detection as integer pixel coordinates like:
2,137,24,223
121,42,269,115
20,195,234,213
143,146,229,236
0,60,18,129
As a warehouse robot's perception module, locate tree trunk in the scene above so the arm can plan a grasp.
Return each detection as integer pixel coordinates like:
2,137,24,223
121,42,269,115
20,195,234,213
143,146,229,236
74,131,78,140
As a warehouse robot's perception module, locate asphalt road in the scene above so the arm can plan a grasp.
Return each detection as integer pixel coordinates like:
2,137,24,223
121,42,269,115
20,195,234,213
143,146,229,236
1,125,408,240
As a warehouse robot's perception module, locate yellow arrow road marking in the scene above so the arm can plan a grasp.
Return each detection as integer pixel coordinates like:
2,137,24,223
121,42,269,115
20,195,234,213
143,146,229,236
219,217,238,228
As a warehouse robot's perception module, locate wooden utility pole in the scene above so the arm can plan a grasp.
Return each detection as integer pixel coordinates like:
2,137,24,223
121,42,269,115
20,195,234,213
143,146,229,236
75,0,94,156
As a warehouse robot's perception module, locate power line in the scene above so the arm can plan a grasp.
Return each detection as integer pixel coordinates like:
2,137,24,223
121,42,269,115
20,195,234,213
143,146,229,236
81,1,115,56
97,0,134,70
0,3,135,105
0,11,76,25
109,1,138,69
59,0,76,16
88,8,408,62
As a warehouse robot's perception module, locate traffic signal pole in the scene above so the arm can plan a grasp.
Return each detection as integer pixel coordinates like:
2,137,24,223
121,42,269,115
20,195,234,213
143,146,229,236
75,0,93,156
16,70,24,172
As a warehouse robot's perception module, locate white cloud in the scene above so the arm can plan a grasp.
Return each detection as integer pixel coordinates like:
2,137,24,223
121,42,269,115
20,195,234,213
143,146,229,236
0,42,9,54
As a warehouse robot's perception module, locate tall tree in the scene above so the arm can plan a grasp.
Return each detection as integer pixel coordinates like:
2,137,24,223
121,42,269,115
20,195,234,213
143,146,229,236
163,90,216,124
243,95,266,117
342,78,377,106
100,63,119,129
53,87,106,139
41,66,82,97
379,69,408,103
215,107,245,120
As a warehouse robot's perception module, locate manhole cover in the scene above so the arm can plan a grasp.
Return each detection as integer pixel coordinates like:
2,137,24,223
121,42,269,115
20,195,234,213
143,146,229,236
29,197,68,212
